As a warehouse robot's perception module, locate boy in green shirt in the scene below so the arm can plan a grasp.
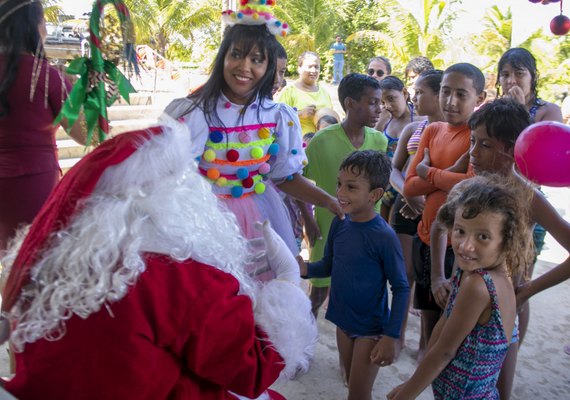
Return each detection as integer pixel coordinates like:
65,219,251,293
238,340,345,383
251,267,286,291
304,73,388,317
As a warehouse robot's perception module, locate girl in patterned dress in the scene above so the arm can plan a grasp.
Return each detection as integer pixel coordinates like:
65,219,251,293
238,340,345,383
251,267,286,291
164,23,343,281
388,175,533,399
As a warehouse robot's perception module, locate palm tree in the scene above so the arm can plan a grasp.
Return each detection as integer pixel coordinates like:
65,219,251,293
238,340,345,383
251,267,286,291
43,0,62,23
274,0,345,69
347,0,461,73
124,0,221,58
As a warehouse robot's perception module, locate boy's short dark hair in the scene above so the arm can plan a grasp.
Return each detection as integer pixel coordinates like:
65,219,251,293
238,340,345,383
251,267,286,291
468,98,531,151
275,41,287,60
339,150,391,191
338,73,381,112
444,63,485,94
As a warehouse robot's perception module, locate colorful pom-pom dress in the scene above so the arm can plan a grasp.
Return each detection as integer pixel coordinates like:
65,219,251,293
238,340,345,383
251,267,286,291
165,94,306,279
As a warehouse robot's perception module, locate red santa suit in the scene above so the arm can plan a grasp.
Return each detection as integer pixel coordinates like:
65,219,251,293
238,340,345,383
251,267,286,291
0,121,315,400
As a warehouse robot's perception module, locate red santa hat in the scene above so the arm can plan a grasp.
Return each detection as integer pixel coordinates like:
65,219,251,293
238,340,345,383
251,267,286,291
1,126,164,314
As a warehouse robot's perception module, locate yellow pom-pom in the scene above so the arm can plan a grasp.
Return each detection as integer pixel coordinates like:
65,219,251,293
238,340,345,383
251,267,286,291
203,149,216,162
302,159,308,166
216,177,228,186
254,182,266,194
253,13,259,20
207,168,221,180
287,121,294,126
258,127,271,139
250,147,264,159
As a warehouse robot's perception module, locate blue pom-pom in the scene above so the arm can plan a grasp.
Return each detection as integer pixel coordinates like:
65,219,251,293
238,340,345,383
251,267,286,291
287,174,295,181
237,12,244,19
195,156,201,162
209,130,223,143
231,186,244,198
291,149,298,155
236,167,249,180
268,143,280,156
275,21,281,27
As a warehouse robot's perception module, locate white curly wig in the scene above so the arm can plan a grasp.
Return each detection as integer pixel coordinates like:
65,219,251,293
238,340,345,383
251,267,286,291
4,118,257,351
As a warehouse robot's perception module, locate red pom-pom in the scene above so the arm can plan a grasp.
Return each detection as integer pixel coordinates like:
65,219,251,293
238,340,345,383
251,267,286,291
242,177,254,188
226,149,240,162
550,14,570,35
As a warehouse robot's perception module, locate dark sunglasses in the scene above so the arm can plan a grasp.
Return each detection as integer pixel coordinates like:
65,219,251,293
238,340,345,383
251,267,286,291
367,69,386,78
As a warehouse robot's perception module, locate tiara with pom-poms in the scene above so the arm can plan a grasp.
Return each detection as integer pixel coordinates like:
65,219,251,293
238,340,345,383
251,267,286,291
222,0,289,37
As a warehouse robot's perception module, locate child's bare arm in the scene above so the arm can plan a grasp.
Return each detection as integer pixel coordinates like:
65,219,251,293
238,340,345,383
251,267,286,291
517,189,570,304
277,173,344,220
387,272,490,399
430,221,453,309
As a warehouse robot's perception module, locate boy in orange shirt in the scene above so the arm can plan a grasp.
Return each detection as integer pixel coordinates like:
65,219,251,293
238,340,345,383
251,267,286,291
403,63,485,358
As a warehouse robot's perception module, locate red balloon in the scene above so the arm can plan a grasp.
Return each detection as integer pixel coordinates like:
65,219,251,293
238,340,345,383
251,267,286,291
550,14,570,35
514,121,570,187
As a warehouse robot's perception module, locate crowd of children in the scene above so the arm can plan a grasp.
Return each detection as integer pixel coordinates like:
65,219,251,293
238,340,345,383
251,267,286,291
2,0,570,399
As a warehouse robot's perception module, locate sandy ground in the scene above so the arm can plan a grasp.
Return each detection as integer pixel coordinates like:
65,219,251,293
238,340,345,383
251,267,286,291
269,259,570,400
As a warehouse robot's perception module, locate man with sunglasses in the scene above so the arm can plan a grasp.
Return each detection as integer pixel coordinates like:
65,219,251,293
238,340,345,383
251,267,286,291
330,35,347,85
366,56,392,82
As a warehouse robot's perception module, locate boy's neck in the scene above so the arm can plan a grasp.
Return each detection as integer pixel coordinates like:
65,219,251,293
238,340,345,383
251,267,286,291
348,209,377,223
341,120,366,144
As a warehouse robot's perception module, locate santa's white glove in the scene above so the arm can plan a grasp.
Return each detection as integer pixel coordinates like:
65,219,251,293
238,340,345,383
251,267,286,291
258,221,300,286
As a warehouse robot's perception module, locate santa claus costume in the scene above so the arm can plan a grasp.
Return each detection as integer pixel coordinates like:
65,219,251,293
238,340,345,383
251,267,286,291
0,119,316,400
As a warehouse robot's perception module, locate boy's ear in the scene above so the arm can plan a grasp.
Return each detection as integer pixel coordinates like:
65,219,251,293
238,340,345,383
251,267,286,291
370,187,384,203
476,90,487,107
344,97,353,112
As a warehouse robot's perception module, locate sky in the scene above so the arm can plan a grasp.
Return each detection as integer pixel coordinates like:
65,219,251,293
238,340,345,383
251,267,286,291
59,0,565,45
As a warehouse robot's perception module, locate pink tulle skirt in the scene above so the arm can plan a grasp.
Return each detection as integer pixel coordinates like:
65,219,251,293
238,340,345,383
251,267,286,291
220,181,298,282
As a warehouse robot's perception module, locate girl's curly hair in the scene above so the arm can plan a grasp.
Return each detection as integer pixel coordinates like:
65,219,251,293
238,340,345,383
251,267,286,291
437,174,534,278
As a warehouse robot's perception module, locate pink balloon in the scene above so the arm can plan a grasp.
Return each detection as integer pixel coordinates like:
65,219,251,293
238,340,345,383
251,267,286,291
514,121,570,187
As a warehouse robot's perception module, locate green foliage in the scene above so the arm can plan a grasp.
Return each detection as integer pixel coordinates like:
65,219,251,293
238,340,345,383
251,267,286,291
123,0,221,57
274,0,346,78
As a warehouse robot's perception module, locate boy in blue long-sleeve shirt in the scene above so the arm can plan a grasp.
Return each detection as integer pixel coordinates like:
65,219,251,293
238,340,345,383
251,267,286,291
298,150,409,400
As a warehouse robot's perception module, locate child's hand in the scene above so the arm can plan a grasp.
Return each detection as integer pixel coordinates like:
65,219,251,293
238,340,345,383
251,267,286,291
415,148,431,179
401,195,424,217
505,86,526,106
296,256,308,278
386,383,407,400
431,277,452,309
298,105,317,119
446,151,469,173
370,336,400,366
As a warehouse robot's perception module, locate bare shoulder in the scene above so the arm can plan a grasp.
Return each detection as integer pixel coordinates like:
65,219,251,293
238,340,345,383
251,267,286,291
400,121,422,141
457,271,491,305
537,101,563,123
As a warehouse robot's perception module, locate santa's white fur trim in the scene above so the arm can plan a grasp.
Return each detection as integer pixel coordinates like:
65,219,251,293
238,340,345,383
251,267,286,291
254,280,316,380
